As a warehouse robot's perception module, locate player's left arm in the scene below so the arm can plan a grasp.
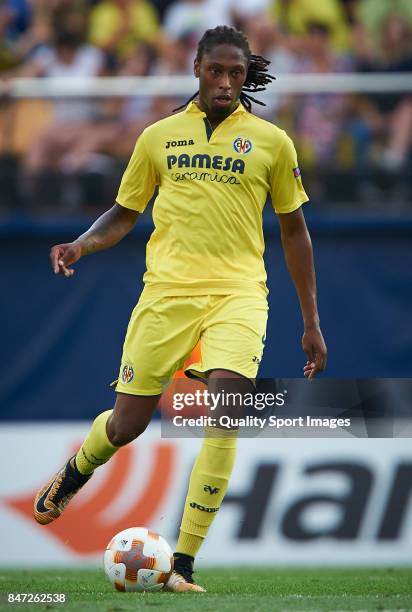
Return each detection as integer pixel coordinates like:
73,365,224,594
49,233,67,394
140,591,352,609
277,207,327,379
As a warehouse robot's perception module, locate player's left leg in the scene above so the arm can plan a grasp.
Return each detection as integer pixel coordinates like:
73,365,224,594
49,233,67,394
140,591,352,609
170,293,268,592
170,370,250,593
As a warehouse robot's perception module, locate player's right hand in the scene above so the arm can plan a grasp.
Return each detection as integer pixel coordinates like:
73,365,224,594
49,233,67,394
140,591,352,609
50,242,82,277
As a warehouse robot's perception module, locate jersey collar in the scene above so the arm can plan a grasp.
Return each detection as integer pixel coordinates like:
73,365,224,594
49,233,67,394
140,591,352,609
184,100,247,117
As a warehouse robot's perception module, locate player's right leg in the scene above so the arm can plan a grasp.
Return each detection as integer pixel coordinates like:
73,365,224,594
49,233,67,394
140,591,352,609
33,392,159,525
34,293,204,525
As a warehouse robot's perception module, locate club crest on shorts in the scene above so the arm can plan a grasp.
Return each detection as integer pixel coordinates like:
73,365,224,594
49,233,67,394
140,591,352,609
293,166,301,178
233,137,252,155
121,364,134,384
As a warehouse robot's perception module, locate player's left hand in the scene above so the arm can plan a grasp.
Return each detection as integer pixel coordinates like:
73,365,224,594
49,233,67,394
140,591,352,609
302,327,327,379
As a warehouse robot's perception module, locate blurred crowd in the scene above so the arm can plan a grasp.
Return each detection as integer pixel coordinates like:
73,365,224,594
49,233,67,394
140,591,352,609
0,0,411,211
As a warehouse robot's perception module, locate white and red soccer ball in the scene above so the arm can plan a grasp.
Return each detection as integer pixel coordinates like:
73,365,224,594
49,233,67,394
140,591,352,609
104,527,173,592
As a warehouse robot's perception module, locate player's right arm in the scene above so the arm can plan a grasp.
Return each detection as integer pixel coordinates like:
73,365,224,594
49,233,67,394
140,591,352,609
50,203,139,277
51,127,159,277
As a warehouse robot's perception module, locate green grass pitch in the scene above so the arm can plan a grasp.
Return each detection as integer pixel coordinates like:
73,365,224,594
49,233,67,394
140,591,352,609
1,568,412,611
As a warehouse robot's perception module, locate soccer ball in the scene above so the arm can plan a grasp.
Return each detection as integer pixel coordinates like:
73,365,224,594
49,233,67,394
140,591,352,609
104,527,173,592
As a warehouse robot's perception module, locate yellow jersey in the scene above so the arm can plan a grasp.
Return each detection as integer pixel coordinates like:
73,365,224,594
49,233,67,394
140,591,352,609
116,101,308,296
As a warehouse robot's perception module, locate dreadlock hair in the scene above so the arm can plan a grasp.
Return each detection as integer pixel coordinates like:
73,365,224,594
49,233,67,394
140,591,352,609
174,25,275,113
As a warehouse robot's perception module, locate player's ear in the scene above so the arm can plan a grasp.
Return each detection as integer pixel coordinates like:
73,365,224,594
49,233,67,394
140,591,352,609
194,59,200,78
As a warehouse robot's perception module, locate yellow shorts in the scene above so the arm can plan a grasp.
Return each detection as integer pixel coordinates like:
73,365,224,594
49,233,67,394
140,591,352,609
115,291,268,396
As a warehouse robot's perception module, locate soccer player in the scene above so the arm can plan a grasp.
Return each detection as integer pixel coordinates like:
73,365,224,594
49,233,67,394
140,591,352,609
34,26,327,591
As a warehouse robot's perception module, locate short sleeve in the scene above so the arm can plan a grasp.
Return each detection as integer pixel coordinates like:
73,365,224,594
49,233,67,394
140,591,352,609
116,130,159,213
270,135,309,214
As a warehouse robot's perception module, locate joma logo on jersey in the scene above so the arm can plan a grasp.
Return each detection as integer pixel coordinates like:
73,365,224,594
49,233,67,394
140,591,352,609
233,137,252,154
167,153,245,174
165,139,194,149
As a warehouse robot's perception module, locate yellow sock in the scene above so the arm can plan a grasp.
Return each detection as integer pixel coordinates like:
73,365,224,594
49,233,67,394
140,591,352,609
75,410,118,475
176,428,237,558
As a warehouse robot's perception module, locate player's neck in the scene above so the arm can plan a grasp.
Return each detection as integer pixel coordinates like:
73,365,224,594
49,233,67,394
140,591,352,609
206,115,225,130
196,100,240,130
